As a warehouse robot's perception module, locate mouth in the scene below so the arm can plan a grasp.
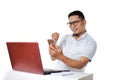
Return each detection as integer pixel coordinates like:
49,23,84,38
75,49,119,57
73,27,78,32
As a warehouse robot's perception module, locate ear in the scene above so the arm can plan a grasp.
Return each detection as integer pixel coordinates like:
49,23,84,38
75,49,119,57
83,19,86,26
82,20,86,30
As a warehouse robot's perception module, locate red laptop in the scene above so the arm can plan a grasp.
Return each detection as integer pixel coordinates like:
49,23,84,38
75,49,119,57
6,42,69,75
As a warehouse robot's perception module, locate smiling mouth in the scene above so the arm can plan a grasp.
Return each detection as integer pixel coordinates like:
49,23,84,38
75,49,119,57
73,27,77,32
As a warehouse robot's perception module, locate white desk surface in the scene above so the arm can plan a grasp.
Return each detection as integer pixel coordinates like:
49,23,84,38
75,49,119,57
4,70,93,80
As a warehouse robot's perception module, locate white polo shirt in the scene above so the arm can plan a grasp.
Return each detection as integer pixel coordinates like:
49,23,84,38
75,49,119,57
55,32,97,72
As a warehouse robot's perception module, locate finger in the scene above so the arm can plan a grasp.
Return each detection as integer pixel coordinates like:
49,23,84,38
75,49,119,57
49,49,56,56
49,44,54,49
50,44,56,50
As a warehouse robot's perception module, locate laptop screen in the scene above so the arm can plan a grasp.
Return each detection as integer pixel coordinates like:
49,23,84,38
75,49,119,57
6,42,44,74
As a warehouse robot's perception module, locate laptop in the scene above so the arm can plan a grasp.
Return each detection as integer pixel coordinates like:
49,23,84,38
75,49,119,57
6,42,69,75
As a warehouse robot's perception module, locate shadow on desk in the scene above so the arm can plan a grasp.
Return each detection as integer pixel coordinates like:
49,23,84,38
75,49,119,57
4,70,93,80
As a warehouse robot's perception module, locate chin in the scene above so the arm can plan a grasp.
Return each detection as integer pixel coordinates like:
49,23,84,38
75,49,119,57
73,32,78,34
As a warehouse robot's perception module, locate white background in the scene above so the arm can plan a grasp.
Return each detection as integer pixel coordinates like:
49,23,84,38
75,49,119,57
0,0,120,80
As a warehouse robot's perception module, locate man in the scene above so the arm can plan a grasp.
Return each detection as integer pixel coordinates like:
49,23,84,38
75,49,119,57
49,10,97,72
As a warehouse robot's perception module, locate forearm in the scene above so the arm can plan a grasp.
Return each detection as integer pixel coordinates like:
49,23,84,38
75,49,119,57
59,55,86,69
49,45,89,69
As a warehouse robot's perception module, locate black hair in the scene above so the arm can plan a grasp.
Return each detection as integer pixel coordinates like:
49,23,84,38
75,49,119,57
68,10,85,20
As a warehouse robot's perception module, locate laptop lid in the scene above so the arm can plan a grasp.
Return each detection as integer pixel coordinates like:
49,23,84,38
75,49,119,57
6,42,44,74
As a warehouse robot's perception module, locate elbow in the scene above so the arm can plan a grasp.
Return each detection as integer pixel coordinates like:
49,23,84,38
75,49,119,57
74,63,88,69
70,64,85,69
76,65,84,69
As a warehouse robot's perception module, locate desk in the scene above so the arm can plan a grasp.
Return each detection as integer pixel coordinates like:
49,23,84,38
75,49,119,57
4,70,93,80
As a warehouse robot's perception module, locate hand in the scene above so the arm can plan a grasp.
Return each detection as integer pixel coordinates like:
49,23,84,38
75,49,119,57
49,44,63,60
51,32,59,42
48,43,57,60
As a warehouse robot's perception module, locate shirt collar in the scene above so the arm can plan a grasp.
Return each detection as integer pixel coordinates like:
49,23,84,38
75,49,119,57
73,32,87,40
80,32,87,39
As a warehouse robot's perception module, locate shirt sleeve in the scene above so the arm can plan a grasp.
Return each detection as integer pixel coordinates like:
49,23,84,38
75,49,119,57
81,39,97,61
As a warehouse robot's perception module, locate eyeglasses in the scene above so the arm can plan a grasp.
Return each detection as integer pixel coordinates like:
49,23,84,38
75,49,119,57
67,20,82,27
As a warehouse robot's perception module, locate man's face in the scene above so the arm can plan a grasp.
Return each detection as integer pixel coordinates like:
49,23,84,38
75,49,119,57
68,15,86,34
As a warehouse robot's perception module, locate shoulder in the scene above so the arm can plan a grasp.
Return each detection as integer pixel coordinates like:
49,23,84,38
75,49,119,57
61,34,72,40
59,34,72,45
85,33,97,47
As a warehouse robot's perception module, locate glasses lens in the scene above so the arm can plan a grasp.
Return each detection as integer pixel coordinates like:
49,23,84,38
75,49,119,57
67,20,81,26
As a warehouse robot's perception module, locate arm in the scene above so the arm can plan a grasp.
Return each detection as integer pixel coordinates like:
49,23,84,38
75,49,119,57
49,45,90,69
60,55,90,69
48,32,59,60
